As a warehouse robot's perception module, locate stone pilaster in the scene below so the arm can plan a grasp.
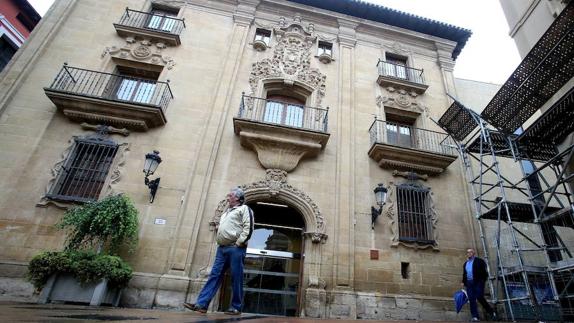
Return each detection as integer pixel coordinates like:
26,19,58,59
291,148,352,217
435,41,457,100
332,18,357,291
165,1,257,274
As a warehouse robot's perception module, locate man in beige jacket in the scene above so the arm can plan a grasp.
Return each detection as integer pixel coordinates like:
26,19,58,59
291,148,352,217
184,187,254,315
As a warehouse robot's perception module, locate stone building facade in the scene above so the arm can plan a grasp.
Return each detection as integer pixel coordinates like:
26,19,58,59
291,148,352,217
0,0,477,319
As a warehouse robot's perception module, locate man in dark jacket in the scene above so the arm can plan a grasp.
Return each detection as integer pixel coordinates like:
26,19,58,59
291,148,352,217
462,248,496,321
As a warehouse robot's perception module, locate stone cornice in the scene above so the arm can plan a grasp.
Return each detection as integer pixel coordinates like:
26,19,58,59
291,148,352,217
261,0,460,57
337,18,358,47
234,0,260,26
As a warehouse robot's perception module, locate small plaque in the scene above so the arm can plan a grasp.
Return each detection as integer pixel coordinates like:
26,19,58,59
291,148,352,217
154,218,166,225
370,249,379,260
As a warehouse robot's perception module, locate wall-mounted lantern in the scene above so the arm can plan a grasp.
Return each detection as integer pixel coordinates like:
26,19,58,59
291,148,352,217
143,150,162,203
371,183,388,229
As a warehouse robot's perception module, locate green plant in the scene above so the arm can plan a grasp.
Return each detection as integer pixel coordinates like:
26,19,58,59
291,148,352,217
27,194,139,290
27,250,133,289
57,194,139,254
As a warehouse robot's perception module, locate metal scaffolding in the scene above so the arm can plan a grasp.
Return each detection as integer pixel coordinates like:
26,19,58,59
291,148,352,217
437,3,574,321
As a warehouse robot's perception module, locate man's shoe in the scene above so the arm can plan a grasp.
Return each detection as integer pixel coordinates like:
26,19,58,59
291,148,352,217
490,312,498,321
224,308,241,315
183,303,207,313
471,318,480,322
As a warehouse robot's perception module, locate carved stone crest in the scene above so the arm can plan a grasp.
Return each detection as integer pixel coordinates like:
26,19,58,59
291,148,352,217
249,15,326,106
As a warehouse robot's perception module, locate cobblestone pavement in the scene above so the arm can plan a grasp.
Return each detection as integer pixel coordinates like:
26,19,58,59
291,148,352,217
1,301,507,323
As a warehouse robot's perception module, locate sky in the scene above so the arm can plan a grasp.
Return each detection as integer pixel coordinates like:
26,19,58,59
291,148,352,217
27,0,521,84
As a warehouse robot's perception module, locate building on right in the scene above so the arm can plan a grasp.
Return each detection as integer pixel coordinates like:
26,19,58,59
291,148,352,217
438,1,574,321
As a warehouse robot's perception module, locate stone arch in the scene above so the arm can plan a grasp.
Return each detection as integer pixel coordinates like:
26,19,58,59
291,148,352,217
209,169,327,244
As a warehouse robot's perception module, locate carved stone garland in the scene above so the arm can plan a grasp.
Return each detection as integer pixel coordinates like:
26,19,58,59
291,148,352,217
209,169,327,244
36,127,130,209
376,88,425,115
248,16,326,106
382,181,439,251
102,37,175,70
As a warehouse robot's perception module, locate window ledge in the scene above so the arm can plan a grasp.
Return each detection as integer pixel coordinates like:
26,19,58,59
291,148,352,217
44,89,167,131
316,53,334,64
368,143,457,175
392,240,439,251
113,24,181,46
252,40,269,51
377,75,428,94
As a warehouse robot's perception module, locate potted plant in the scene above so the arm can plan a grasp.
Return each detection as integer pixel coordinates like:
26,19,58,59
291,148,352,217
28,194,139,306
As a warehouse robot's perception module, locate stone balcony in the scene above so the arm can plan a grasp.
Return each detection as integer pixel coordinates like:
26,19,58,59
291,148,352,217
113,8,185,46
44,65,172,131
368,119,457,175
376,60,428,94
233,95,330,172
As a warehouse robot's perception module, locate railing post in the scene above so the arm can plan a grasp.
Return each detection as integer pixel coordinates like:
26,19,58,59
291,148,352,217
125,7,130,18
324,107,329,132
239,92,245,117
62,63,77,83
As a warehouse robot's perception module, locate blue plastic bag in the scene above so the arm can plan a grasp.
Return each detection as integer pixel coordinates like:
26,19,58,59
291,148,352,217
454,289,468,313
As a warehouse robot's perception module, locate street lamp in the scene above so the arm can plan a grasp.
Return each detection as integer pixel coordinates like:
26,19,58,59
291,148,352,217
143,150,162,203
371,183,388,229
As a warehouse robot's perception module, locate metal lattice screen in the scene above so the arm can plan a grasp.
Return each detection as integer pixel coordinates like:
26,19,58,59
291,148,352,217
396,184,434,244
47,138,118,203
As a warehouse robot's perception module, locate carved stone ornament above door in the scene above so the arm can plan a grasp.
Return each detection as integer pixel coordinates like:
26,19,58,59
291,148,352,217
376,87,424,115
102,37,175,70
209,169,328,244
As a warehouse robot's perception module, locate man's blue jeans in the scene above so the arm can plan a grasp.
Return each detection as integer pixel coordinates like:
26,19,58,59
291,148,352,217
465,279,493,319
196,245,246,311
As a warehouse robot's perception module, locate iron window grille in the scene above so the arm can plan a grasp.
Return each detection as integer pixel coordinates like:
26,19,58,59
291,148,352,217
46,137,119,203
396,183,435,244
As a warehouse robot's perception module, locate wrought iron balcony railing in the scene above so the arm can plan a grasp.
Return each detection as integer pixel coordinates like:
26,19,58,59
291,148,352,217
377,60,425,85
369,119,456,156
237,94,329,133
116,8,185,36
46,64,173,112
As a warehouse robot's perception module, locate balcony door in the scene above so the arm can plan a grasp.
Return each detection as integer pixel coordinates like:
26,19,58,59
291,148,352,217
386,121,413,148
109,66,160,105
386,55,408,80
147,9,178,32
263,95,305,128
116,78,156,104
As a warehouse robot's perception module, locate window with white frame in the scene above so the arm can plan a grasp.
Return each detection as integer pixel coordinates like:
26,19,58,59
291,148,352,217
263,95,305,128
254,28,271,46
107,66,160,105
147,6,180,32
317,41,332,57
384,53,408,80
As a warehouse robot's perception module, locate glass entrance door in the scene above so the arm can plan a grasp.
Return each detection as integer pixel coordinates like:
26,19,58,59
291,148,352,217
219,221,303,316
242,251,300,316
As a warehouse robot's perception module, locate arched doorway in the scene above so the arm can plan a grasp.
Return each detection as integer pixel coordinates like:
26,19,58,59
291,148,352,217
219,200,305,316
